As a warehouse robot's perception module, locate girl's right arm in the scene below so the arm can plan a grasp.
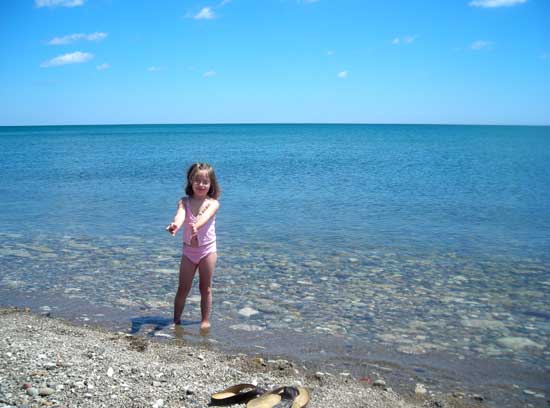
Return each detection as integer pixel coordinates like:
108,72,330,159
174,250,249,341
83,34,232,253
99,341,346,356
166,199,186,236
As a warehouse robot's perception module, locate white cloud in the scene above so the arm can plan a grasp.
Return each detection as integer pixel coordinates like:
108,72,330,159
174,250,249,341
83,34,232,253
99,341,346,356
87,32,107,41
392,35,416,45
337,70,348,78
148,66,162,72
187,1,231,20
41,51,93,67
194,7,215,19
471,40,492,50
469,0,526,7
96,63,110,71
35,0,85,7
326,50,334,56
203,70,216,77
48,32,108,45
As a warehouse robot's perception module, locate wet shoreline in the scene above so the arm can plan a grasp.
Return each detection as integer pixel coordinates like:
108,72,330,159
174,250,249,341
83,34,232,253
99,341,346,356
0,231,549,407
1,287,548,407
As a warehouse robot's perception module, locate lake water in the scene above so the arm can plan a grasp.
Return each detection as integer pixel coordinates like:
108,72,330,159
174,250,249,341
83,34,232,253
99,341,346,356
1,124,549,406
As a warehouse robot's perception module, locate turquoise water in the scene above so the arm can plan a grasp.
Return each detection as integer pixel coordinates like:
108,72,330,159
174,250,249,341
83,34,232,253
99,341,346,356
1,124,549,405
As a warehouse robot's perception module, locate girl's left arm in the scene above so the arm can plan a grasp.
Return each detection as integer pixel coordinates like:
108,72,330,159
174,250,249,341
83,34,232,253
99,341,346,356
193,200,220,230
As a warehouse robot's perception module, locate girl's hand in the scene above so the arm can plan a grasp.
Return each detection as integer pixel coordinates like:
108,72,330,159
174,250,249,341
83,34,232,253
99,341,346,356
166,223,179,236
191,224,198,237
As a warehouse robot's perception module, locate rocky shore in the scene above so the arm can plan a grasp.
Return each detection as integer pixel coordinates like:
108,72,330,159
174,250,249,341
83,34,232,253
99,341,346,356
0,307,483,408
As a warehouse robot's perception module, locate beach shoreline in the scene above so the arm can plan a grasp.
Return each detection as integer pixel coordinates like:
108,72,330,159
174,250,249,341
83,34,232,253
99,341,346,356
1,278,548,408
0,307,487,408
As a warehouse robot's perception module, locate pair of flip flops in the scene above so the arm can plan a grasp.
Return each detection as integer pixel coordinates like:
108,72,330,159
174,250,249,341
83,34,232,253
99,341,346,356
211,383,310,407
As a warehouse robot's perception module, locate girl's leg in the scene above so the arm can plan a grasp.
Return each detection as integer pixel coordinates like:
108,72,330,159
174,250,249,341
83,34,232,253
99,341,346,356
173,255,197,324
198,252,217,329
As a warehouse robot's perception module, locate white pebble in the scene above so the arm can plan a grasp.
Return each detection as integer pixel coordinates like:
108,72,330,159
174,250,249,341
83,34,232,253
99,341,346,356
238,307,259,317
415,383,427,395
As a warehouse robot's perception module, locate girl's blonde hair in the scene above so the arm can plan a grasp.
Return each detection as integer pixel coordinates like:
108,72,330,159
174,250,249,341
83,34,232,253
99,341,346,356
185,162,221,199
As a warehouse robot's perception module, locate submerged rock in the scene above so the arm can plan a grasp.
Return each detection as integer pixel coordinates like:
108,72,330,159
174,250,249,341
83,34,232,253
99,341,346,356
461,319,505,330
229,324,264,332
497,337,544,350
238,307,259,317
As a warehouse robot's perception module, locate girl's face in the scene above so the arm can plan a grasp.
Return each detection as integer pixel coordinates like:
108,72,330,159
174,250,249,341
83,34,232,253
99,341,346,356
191,170,211,198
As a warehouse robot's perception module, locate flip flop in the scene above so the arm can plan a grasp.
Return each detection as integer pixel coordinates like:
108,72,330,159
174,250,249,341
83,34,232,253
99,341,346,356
246,387,287,408
210,383,265,406
290,387,310,408
247,386,309,408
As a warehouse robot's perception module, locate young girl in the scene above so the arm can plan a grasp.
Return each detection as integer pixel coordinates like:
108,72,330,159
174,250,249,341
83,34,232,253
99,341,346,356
166,162,220,330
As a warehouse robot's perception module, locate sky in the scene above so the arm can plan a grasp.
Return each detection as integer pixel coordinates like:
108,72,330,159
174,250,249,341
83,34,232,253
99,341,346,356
0,0,549,126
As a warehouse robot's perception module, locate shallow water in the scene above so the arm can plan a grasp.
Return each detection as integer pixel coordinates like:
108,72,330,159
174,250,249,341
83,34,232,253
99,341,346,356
1,124,549,406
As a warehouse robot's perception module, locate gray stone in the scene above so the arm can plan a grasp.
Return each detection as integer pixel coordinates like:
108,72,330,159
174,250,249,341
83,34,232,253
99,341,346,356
497,337,544,350
415,383,427,395
38,387,55,396
461,319,505,330
238,307,259,317
229,324,264,332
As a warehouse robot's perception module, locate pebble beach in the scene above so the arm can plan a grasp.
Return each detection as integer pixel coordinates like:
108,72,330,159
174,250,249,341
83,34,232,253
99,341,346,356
0,307,489,408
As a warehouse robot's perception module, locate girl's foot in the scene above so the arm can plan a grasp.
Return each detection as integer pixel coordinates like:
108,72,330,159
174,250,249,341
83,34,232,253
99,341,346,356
200,321,211,330
173,324,185,338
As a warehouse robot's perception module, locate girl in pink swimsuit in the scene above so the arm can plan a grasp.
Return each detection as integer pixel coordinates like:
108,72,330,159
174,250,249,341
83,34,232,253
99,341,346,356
166,162,220,330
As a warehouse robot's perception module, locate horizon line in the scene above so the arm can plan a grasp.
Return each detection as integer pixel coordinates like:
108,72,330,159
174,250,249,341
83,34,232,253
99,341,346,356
1,122,549,128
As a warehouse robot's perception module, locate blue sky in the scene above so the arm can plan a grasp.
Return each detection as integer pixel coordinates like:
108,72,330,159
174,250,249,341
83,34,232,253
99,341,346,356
1,0,549,125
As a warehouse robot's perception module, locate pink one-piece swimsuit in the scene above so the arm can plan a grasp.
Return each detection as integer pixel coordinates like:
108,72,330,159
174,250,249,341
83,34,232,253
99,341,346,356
182,198,217,265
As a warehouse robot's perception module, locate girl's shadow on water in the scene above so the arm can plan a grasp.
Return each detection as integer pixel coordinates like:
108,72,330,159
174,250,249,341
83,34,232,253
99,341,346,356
130,316,201,339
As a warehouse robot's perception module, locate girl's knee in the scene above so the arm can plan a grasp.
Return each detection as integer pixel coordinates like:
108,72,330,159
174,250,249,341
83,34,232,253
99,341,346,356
199,285,212,296
177,283,192,295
